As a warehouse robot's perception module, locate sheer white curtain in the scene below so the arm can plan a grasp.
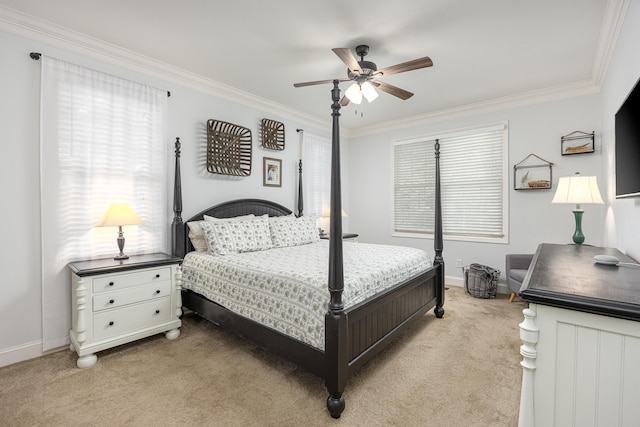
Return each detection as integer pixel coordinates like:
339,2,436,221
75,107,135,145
40,57,168,350
301,132,331,223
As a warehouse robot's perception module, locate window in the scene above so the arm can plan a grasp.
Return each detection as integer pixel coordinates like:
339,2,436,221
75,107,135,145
302,132,331,218
393,122,508,243
40,56,168,350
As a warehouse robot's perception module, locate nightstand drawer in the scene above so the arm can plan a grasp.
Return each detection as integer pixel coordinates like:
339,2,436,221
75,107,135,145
92,267,170,293
93,281,171,312
93,297,172,340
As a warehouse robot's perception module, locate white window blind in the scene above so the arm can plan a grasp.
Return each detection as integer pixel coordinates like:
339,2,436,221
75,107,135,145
393,123,508,242
40,57,168,350
302,132,331,218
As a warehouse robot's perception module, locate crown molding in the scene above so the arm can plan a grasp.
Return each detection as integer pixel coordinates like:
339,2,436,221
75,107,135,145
591,0,630,85
348,79,600,138
0,5,329,130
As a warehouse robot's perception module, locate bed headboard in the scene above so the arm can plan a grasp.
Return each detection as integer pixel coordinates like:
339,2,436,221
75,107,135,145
174,198,292,258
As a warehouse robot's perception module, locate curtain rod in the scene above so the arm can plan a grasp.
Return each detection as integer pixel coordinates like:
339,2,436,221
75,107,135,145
29,52,171,97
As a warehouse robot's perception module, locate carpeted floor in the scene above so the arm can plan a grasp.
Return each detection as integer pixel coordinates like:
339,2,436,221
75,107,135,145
0,286,528,426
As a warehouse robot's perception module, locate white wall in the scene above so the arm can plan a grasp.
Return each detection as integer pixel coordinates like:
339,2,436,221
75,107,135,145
601,0,640,261
348,93,603,283
0,29,337,365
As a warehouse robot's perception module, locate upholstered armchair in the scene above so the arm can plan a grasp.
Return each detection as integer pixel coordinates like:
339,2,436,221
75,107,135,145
505,254,533,303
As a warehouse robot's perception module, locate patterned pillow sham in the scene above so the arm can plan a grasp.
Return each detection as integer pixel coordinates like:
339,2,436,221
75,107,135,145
201,215,273,255
187,214,255,252
269,215,320,248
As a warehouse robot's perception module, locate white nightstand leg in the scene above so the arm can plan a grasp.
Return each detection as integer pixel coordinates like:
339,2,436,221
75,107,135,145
76,354,97,369
165,329,181,340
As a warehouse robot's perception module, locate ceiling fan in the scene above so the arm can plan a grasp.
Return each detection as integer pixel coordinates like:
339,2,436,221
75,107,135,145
293,45,433,106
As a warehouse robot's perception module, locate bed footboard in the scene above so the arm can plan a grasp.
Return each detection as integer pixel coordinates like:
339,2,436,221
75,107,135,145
345,267,438,373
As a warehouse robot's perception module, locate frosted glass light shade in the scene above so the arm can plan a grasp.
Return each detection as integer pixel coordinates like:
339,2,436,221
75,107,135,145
345,83,362,104
360,81,379,102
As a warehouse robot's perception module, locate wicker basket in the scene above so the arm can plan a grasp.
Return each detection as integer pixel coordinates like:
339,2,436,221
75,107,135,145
464,263,500,299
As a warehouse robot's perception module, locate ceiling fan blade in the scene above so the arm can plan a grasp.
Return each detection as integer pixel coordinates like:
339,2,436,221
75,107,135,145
375,56,433,77
332,48,363,74
372,81,414,100
340,95,350,106
293,79,336,88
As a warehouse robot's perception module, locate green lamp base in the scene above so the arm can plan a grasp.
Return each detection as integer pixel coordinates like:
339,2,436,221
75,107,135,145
572,209,585,245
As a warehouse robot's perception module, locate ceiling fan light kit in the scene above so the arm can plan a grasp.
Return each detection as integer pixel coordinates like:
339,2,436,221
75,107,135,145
294,44,433,106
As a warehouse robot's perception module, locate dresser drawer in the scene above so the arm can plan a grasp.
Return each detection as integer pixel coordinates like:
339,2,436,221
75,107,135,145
93,297,172,340
93,281,171,312
92,267,171,293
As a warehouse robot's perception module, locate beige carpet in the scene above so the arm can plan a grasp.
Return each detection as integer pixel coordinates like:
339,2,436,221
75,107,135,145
0,286,527,426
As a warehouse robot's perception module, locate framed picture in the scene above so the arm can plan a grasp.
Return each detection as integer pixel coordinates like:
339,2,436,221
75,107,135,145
263,157,282,187
561,130,595,155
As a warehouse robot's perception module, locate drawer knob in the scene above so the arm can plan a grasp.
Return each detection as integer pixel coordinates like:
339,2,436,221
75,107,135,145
155,274,160,278
109,281,114,286
109,299,115,304
109,321,114,326
155,290,161,294
155,309,160,314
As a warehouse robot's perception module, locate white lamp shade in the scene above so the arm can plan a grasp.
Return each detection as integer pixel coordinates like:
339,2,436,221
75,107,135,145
552,175,604,205
345,83,363,104
321,208,348,218
96,203,144,227
360,81,379,102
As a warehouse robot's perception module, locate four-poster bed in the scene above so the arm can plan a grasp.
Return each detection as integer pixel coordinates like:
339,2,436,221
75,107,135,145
171,81,445,418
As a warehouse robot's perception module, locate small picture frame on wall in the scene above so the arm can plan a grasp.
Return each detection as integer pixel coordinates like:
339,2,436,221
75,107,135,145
561,131,595,155
263,157,282,187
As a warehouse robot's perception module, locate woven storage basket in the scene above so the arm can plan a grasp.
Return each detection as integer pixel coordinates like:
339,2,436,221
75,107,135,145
464,263,500,299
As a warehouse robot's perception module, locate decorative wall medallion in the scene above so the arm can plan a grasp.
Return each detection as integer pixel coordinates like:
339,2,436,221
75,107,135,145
206,119,252,176
260,118,285,151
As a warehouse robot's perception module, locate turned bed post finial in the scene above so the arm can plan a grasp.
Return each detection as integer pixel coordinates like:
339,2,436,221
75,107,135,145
171,137,185,258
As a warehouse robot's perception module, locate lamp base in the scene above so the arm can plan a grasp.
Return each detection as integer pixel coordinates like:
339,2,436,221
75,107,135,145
572,209,585,245
115,228,129,260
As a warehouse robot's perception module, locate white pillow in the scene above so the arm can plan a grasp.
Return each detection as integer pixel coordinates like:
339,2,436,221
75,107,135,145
201,215,273,255
269,215,320,248
187,214,255,252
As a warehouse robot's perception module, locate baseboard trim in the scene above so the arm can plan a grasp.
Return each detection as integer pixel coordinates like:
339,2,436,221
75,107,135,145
0,340,65,368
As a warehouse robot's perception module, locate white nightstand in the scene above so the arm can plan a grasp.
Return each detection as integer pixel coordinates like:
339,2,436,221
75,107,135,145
68,253,182,368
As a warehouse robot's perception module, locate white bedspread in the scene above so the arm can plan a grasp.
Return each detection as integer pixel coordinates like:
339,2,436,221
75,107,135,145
181,240,432,350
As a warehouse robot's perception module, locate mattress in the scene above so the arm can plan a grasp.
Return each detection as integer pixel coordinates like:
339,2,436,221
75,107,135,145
181,240,432,350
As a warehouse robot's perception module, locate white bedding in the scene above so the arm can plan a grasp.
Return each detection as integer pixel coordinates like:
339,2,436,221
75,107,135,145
181,240,432,350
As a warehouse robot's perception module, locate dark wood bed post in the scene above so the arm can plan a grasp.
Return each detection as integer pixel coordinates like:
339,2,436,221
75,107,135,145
434,140,445,318
297,159,304,217
171,137,185,259
325,80,347,419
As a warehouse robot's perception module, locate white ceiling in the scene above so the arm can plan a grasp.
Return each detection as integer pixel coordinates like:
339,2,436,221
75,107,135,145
0,0,621,131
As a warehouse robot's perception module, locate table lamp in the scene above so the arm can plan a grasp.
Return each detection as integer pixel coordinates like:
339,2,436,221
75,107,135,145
96,203,144,260
320,207,347,235
551,172,603,245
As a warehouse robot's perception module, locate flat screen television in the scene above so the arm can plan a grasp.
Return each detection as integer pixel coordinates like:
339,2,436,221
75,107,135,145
615,76,640,198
